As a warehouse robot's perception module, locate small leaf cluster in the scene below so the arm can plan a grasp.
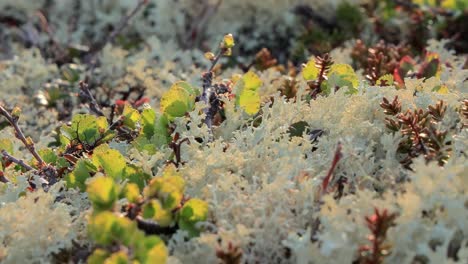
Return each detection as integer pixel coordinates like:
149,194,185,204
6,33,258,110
303,54,359,97
85,164,208,263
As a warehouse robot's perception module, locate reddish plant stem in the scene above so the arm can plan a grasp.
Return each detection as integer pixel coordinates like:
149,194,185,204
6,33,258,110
321,142,343,193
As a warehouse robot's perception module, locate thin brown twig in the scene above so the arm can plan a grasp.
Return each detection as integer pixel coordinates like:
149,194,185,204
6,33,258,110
184,0,222,48
0,105,45,167
1,150,34,171
36,11,65,59
79,81,105,117
90,0,148,56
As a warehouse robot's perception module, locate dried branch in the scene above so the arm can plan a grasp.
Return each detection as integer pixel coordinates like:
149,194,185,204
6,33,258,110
0,173,8,183
167,133,190,168
90,0,149,56
79,81,105,117
1,150,33,171
201,36,232,136
135,216,178,236
0,105,45,167
184,0,222,49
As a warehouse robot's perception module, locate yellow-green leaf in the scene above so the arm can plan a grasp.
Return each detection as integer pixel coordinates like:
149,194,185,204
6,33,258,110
160,81,196,119
328,64,359,88
235,71,262,115
303,58,319,81
146,240,168,264
122,104,141,129
141,108,156,139
104,251,129,264
86,176,119,211
122,182,141,203
177,198,209,237
222,34,235,49
142,200,173,227
376,74,394,86
65,114,109,145
88,211,117,245
92,144,126,179
123,164,151,191
88,249,110,264
135,236,167,264
66,159,94,191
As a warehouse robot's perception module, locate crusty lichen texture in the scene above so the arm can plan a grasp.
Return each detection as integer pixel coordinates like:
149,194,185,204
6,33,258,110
0,0,467,263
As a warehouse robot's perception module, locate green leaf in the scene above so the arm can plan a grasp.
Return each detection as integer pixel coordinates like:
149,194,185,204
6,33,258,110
88,249,110,264
121,182,141,203
376,74,394,86
88,211,117,245
135,235,167,264
37,149,57,164
122,104,141,129
62,114,110,145
141,108,156,139
325,64,359,94
132,135,157,154
303,58,319,81
142,200,173,227
146,238,168,264
420,58,440,79
66,159,95,191
234,71,262,115
329,64,358,87
160,81,196,119
123,164,151,191
103,251,129,264
288,121,309,138
92,144,126,179
144,165,185,199
111,216,140,246
177,198,208,237
152,114,170,146
86,176,119,211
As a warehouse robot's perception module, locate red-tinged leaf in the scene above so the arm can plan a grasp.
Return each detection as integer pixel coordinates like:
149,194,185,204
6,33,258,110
135,97,150,107
398,56,415,76
418,58,440,79
115,100,126,106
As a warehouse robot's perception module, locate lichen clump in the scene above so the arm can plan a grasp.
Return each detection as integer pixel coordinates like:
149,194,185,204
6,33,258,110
0,0,467,263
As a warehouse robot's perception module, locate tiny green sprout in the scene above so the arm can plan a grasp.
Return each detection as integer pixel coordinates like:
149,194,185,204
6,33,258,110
222,33,235,49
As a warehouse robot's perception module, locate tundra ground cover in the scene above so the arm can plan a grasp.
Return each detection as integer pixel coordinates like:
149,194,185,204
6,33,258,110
0,1,467,263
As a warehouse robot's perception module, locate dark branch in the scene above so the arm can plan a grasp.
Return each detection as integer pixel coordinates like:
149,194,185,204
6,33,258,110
1,150,34,171
90,0,148,56
0,105,45,167
79,81,105,117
